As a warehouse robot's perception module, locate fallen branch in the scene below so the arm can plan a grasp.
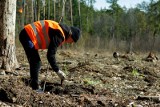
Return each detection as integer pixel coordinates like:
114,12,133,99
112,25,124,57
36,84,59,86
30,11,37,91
68,61,90,72
137,95,160,103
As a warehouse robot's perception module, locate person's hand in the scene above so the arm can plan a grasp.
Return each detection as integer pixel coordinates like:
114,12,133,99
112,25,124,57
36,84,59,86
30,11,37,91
56,70,66,80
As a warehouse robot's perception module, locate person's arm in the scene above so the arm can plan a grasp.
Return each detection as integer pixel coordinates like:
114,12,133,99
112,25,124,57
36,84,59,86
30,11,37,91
47,28,64,72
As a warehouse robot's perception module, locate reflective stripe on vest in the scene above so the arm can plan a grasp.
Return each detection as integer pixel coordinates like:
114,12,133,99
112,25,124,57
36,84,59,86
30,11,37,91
30,22,42,48
41,21,50,48
24,20,65,49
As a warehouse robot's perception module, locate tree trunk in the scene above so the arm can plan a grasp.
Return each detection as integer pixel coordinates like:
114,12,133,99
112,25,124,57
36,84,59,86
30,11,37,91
53,0,56,20
37,0,40,20
34,0,37,21
43,4,45,20
78,0,81,29
70,0,73,26
58,0,61,22
42,0,45,19
0,0,19,71
126,29,133,53
31,0,34,22
86,0,89,31
151,30,157,51
48,0,50,19
61,0,66,23
21,0,25,27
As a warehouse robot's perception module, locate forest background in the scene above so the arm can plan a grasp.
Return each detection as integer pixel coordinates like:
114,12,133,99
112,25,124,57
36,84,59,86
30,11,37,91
16,0,160,53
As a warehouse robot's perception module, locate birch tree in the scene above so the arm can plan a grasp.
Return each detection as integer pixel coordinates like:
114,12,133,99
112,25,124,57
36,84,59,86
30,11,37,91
0,0,19,71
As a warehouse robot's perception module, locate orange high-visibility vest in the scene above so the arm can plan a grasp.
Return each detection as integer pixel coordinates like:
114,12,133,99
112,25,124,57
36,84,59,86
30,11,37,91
24,20,65,49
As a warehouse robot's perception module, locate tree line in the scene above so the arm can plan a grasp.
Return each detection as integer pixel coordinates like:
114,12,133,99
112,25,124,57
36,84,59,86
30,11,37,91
16,0,160,52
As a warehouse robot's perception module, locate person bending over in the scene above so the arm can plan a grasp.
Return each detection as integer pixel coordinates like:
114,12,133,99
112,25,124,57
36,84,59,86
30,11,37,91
19,20,81,90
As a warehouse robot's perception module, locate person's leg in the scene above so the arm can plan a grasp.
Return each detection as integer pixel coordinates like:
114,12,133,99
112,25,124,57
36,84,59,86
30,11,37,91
19,29,41,90
29,58,41,90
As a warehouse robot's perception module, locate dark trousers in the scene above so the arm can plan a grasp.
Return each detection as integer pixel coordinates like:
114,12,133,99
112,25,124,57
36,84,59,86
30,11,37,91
19,29,41,90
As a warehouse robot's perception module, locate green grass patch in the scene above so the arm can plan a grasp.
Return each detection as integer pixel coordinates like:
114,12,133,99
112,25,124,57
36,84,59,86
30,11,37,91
83,78,101,86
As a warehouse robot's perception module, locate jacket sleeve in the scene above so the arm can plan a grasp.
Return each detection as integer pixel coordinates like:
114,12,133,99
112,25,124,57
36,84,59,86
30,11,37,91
47,27,64,72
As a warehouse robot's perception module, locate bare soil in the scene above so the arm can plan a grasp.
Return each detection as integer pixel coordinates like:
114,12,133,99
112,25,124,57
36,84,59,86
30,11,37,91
0,48,160,107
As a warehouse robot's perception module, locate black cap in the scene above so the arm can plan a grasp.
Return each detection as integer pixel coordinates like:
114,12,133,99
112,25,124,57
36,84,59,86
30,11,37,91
70,26,81,42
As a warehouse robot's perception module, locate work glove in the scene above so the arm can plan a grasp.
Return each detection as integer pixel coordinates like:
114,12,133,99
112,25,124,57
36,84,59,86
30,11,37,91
56,70,66,80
